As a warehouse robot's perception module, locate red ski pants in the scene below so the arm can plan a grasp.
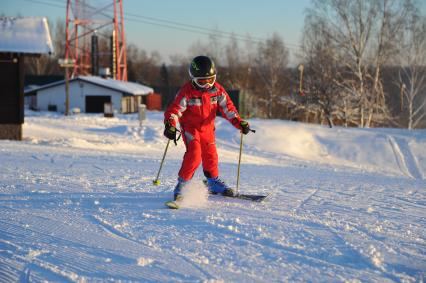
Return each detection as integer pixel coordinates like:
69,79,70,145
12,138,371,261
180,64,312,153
178,127,218,181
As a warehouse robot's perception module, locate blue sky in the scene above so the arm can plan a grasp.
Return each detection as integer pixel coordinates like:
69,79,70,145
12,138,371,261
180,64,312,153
1,0,311,63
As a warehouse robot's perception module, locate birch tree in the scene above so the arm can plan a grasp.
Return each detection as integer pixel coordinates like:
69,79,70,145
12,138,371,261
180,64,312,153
305,0,412,127
396,14,426,129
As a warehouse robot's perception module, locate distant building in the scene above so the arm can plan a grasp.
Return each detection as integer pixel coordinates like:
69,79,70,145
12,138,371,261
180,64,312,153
25,76,155,114
0,17,54,140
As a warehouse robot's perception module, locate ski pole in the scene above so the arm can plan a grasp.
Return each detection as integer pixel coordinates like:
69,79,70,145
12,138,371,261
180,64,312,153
236,128,255,194
236,132,244,195
153,139,171,185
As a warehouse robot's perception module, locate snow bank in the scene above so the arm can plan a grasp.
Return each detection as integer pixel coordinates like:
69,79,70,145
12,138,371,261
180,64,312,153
21,111,426,178
216,117,426,178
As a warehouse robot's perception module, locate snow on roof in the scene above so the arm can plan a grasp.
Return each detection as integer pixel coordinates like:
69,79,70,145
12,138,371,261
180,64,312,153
0,17,54,54
25,76,154,96
79,76,154,95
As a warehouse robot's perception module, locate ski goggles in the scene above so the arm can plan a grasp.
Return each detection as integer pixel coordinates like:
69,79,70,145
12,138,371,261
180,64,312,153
193,75,216,89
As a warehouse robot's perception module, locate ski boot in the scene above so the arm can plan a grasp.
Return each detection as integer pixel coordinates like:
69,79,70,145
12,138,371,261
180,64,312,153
173,177,188,201
206,177,236,197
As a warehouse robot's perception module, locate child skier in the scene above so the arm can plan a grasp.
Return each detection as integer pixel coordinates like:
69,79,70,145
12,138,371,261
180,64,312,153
164,55,251,201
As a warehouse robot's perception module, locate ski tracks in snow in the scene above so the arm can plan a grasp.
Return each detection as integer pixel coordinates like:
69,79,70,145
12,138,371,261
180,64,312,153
387,135,423,180
293,187,320,214
86,213,217,281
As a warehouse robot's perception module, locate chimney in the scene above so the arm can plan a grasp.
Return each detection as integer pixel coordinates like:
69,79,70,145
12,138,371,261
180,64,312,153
91,33,99,76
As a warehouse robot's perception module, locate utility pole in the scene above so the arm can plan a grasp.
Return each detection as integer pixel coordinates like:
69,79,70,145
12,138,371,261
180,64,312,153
298,64,305,96
58,58,75,116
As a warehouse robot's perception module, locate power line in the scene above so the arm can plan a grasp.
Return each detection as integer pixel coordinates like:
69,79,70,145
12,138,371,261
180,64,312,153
124,14,302,50
24,0,65,9
123,13,302,50
125,12,303,49
124,11,265,43
125,16,264,45
22,0,303,50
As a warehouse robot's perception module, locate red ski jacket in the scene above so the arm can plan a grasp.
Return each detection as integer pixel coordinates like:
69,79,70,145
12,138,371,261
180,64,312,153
164,82,242,131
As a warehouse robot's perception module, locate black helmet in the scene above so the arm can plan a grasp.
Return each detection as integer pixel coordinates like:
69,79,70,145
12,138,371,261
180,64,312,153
189,55,217,89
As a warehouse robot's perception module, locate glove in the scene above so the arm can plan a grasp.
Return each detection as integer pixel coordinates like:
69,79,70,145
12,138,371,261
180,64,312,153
240,120,250,135
164,123,177,140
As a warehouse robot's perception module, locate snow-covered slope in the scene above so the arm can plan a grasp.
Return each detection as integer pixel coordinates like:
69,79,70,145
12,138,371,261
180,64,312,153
0,110,425,282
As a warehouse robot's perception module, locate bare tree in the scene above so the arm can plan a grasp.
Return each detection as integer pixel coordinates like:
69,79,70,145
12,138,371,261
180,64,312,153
167,54,191,87
223,35,248,90
254,33,289,118
396,14,426,129
302,18,343,127
220,34,256,88
367,0,412,126
188,32,225,65
126,43,161,84
305,0,412,127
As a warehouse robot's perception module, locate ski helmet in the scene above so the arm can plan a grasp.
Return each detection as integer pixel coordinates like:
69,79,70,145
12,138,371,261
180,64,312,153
189,55,217,89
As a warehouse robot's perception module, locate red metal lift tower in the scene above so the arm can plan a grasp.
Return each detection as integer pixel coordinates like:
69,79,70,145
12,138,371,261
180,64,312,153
65,0,128,81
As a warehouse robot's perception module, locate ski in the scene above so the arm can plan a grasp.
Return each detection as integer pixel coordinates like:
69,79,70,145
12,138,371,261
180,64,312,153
202,179,267,202
225,194,268,202
165,193,267,209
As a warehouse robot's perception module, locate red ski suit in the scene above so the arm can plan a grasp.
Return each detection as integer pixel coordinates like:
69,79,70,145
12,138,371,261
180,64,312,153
164,81,243,181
